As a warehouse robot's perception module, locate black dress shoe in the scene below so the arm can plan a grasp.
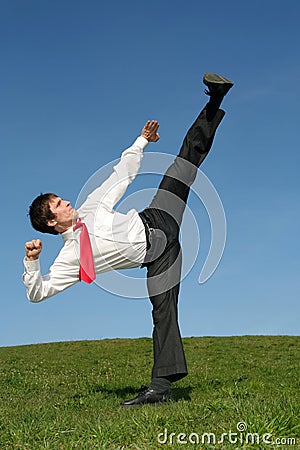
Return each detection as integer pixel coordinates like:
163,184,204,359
120,387,173,407
203,73,234,97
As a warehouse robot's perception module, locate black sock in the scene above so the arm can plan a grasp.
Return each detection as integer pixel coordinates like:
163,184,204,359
149,377,171,393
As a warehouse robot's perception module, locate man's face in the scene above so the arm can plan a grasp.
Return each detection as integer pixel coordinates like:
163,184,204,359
48,196,75,231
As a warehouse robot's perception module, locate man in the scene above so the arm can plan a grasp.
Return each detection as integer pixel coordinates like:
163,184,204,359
23,73,233,406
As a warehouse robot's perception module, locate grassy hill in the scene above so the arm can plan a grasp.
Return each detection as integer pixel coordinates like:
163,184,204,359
0,336,299,449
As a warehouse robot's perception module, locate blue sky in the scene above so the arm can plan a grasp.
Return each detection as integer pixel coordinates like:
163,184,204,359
1,0,299,347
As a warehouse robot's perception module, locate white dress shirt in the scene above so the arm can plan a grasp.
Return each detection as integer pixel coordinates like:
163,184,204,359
23,136,149,302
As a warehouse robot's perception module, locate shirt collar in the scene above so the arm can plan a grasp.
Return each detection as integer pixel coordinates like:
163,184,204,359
61,211,80,243
61,227,76,243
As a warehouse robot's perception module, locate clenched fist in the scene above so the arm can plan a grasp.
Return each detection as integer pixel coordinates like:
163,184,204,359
25,239,42,261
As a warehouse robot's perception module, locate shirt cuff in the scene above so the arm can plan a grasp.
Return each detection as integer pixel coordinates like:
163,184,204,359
23,258,40,272
134,136,149,149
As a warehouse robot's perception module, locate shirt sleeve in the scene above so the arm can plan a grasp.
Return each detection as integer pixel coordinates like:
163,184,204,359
78,136,148,215
22,251,79,303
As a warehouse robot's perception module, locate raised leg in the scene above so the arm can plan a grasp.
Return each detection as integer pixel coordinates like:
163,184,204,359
145,106,225,232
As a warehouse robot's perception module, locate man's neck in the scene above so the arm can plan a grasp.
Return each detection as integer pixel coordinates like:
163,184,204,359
56,211,78,234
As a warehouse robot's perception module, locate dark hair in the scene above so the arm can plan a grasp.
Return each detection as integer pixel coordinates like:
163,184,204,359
29,193,59,235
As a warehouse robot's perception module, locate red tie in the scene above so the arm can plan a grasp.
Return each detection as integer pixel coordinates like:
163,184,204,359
73,219,96,284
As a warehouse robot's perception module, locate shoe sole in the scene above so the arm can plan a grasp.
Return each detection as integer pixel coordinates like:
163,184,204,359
203,72,234,87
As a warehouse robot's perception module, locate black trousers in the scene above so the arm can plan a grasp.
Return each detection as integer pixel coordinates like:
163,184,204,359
139,105,225,382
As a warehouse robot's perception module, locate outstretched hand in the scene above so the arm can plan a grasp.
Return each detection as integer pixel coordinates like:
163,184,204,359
141,120,160,142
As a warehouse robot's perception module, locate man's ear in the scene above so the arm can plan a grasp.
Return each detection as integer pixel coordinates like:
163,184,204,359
47,219,57,227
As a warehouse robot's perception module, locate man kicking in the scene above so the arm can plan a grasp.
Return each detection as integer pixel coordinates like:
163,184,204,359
23,73,233,406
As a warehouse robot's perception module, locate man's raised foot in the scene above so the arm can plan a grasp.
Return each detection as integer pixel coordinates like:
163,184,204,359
203,73,234,97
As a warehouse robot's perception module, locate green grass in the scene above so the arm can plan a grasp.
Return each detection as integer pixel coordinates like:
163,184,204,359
0,336,299,449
